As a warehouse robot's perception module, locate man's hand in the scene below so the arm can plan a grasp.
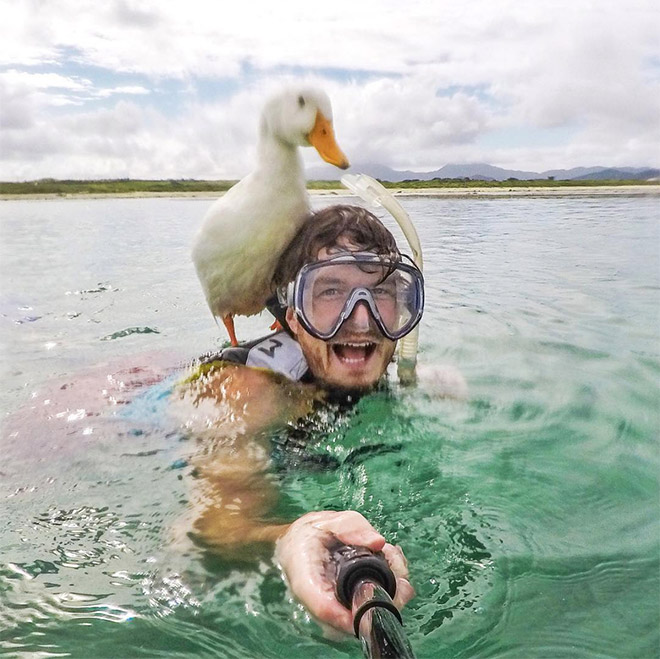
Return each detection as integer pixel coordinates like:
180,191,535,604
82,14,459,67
275,510,414,635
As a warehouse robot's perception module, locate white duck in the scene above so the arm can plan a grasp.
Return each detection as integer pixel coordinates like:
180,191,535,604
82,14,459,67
192,87,349,346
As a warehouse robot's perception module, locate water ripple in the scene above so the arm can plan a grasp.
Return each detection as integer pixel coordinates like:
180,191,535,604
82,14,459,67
101,326,160,341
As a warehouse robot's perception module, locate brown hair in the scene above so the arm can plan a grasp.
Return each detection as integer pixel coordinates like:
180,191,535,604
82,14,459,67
273,205,400,287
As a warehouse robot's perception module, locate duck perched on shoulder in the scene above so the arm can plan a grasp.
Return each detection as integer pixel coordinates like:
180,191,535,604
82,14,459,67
192,87,349,346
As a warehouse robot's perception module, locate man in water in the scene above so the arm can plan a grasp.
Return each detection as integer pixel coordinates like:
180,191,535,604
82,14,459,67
177,205,423,634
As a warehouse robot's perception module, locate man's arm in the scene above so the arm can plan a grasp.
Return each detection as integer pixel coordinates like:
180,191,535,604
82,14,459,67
171,361,414,633
172,361,320,556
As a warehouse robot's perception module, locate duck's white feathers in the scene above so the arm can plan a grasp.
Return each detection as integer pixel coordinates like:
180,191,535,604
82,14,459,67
191,87,344,322
192,151,309,317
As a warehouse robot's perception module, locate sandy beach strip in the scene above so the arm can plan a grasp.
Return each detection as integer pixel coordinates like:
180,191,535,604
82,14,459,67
314,185,660,198
1,184,659,201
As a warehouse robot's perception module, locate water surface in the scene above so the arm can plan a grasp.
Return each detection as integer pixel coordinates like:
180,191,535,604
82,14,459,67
1,194,658,657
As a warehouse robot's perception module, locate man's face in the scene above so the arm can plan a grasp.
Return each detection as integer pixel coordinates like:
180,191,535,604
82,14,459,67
286,245,397,391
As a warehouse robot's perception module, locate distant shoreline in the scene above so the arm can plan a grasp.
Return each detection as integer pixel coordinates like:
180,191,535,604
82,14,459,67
2,184,659,200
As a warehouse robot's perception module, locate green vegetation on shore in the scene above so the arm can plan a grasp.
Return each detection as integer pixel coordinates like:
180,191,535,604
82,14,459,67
0,177,656,196
0,179,238,195
310,178,657,189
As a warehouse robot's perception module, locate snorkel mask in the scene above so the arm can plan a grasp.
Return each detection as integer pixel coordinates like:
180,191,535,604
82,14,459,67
280,252,424,342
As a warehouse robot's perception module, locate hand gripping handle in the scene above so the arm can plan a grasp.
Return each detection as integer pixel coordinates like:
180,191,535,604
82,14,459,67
331,543,402,637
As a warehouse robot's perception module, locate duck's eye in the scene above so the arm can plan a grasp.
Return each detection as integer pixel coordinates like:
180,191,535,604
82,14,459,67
298,95,305,108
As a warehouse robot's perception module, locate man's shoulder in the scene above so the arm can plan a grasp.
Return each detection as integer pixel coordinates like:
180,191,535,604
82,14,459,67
202,332,310,382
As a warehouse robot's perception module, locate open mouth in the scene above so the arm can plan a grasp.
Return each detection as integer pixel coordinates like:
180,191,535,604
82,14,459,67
331,341,377,364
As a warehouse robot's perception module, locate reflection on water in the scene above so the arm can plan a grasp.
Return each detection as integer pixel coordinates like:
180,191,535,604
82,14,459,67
1,195,658,657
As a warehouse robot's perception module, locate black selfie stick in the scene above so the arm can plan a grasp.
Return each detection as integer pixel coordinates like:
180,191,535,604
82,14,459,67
331,543,416,659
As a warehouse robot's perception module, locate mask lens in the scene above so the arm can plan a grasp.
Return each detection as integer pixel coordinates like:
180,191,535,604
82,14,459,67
299,258,421,339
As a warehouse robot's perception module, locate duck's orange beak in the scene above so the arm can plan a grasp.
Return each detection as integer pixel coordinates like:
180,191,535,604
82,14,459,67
306,111,350,169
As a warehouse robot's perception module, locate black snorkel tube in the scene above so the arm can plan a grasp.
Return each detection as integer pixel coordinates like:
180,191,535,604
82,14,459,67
331,543,416,658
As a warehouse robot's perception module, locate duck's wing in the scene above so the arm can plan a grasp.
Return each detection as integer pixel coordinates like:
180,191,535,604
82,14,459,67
192,176,310,318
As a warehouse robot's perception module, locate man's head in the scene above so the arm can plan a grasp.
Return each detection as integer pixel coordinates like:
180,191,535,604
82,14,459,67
274,205,422,391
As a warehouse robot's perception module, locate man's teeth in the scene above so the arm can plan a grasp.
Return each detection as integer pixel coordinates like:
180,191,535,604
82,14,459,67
332,342,375,363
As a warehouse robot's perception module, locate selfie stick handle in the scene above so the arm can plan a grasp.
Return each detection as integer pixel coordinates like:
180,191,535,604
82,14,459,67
332,544,416,659
340,174,422,384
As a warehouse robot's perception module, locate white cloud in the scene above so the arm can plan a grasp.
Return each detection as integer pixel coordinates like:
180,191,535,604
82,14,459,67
321,77,494,171
1,0,659,180
94,86,150,98
1,69,91,92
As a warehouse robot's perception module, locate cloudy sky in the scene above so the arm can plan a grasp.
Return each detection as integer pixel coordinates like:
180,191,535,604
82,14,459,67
1,0,659,181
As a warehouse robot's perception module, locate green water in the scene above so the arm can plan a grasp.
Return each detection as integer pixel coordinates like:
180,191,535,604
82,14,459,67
1,195,658,657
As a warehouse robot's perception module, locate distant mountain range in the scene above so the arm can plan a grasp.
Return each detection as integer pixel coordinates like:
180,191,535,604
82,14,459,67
306,162,660,182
